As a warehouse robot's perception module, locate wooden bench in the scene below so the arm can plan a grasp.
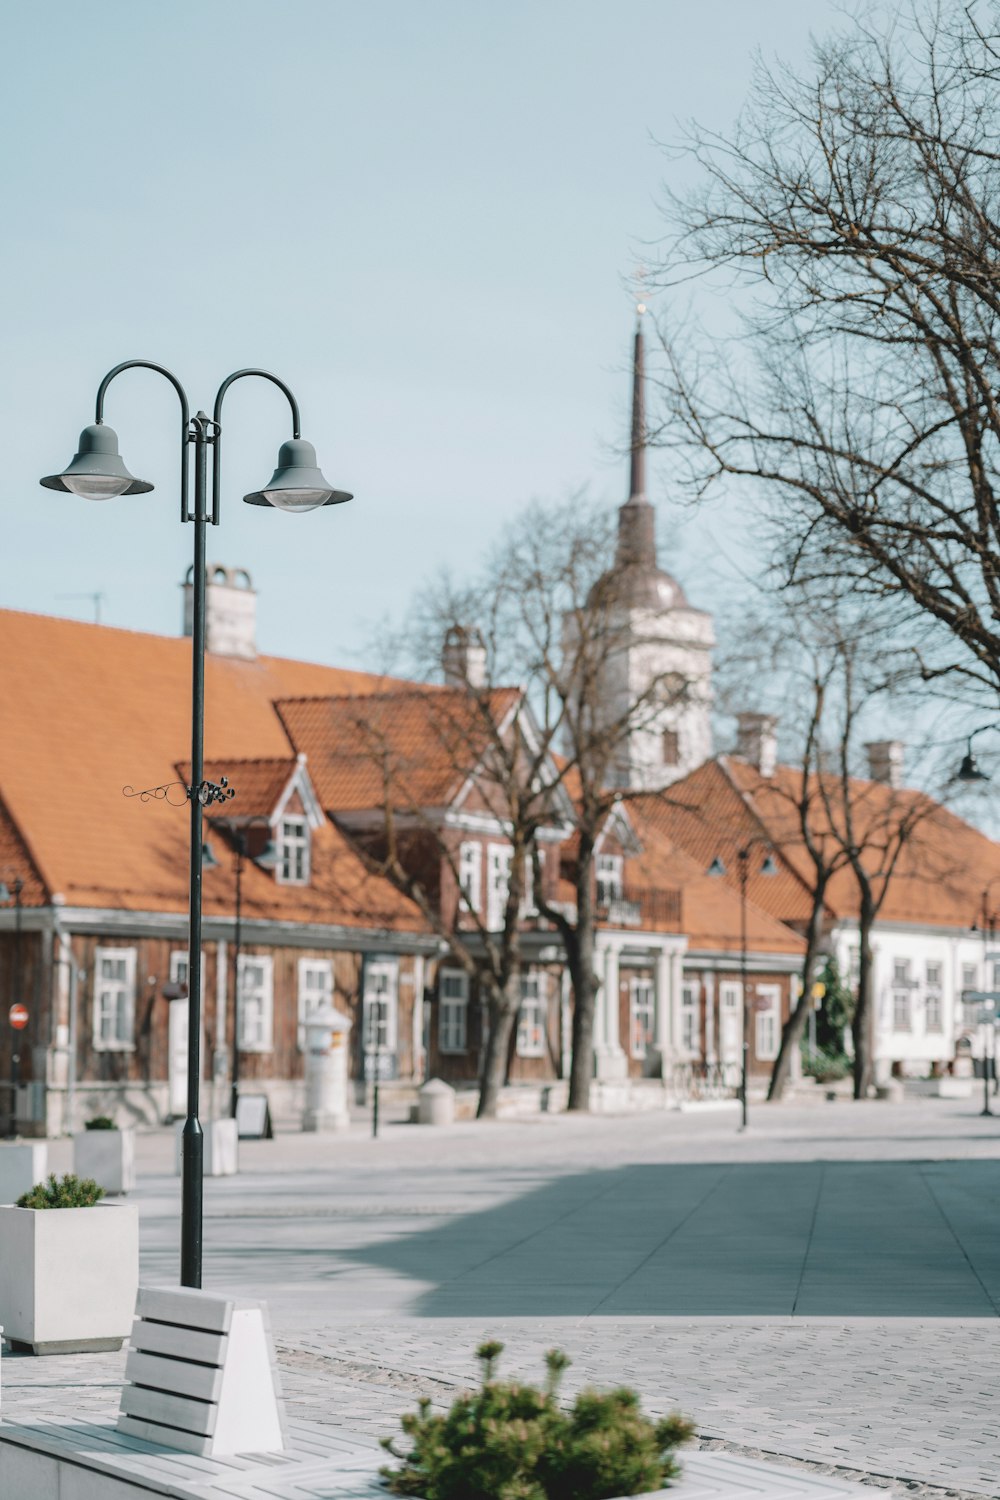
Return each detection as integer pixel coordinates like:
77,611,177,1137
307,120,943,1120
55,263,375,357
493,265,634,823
117,1285,285,1457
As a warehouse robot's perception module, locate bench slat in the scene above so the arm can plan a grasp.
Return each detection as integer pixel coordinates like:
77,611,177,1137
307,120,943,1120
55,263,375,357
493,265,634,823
120,1385,218,1437
125,1349,224,1404
131,1319,227,1366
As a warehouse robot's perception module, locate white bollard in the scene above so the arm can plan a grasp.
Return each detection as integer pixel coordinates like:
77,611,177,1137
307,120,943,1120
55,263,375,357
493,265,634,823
418,1078,455,1126
302,1006,352,1132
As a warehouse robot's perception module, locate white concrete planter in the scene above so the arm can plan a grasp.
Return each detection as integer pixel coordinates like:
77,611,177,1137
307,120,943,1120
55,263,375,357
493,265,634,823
0,1199,139,1353
72,1127,136,1195
174,1117,239,1177
0,1141,47,1204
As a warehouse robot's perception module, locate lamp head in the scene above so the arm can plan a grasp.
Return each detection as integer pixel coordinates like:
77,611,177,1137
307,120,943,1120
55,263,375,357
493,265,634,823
957,748,990,783
253,839,280,871
40,424,153,500
243,437,352,514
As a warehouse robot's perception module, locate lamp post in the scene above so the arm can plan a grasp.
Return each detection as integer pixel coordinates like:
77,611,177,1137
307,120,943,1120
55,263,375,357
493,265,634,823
1,875,24,1139
41,362,351,1288
708,844,777,1131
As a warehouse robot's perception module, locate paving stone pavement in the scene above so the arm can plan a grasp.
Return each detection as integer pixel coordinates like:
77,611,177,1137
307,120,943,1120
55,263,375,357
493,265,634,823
3,1099,999,1499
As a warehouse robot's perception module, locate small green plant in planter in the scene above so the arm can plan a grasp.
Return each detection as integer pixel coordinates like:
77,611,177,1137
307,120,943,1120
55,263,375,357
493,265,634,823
84,1115,117,1130
17,1173,105,1209
381,1340,694,1500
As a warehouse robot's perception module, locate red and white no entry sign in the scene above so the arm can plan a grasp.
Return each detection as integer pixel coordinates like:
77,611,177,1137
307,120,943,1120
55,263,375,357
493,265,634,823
8,1003,28,1030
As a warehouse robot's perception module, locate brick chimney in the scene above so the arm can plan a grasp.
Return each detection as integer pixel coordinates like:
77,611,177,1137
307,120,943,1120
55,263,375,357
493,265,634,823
736,712,778,777
865,740,904,788
182,565,257,660
442,624,487,689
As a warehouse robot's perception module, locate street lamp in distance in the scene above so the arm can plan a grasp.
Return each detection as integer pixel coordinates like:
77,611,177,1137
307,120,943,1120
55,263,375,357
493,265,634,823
708,845,778,1131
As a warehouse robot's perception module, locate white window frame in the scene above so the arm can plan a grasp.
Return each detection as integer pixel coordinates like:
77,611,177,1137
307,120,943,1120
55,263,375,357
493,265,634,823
297,957,334,1050
516,970,547,1057
93,946,136,1051
486,843,512,931
457,841,482,915
439,969,469,1054
237,953,274,1052
893,989,912,1032
596,853,624,906
629,977,655,1059
680,979,700,1058
363,959,398,1058
755,984,781,1062
169,949,206,995
277,815,310,885
925,988,943,1033
719,980,742,1065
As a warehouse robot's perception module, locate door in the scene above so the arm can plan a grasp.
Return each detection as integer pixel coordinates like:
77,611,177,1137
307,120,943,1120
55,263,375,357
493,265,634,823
168,998,188,1117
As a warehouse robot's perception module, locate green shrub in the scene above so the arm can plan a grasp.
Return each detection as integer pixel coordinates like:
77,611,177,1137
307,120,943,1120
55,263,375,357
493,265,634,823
17,1173,105,1209
381,1340,694,1499
802,1047,851,1084
84,1115,116,1130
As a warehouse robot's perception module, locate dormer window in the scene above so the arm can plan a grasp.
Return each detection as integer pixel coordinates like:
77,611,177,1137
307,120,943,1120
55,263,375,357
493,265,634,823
278,816,309,884
596,854,623,906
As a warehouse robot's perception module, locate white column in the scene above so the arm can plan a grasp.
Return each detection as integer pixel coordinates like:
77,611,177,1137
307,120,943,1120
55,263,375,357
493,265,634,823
560,967,572,1079
654,947,671,1060
705,972,717,1064
213,940,229,1118
670,953,684,1056
604,944,621,1052
412,955,426,1081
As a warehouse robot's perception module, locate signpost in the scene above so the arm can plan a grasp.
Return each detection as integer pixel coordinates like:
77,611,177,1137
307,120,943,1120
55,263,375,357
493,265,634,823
8,1003,27,1140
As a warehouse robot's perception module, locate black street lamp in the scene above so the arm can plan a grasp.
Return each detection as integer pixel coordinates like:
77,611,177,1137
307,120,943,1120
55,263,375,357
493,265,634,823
41,362,351,1288
1,875,24,1139
956,724,1000,783
708,844,777,1131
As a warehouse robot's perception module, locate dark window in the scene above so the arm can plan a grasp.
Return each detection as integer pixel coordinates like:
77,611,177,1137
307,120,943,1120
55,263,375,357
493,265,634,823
662,729,680,766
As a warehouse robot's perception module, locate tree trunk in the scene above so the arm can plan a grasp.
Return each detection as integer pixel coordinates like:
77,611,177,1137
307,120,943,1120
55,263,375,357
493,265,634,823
768,883,827,1101
567,863,597,1110
477,980,520,1119
852,894,876,1100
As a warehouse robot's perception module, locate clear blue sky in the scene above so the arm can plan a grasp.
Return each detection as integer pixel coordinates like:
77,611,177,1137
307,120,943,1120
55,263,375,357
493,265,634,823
1,1,845,667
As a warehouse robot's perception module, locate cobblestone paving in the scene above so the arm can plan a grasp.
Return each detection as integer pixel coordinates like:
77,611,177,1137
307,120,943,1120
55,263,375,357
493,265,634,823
3,1100,999,1499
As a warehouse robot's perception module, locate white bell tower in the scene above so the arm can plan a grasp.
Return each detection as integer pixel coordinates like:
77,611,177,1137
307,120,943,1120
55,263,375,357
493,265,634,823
589,312,714,790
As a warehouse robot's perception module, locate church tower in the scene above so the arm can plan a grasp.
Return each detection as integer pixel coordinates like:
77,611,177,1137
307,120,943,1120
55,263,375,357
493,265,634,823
590,312,714,790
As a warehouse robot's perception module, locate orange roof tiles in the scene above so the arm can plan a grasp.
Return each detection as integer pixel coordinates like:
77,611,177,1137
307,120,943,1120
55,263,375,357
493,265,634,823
0,610,421,927
626,803,806,955
277,688,521,814
647,754,1000,933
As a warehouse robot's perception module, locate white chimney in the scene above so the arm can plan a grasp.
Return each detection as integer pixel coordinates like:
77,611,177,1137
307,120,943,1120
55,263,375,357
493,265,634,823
736,712,778,777
442,624,487,689
182,565,257,660
865,740,904,788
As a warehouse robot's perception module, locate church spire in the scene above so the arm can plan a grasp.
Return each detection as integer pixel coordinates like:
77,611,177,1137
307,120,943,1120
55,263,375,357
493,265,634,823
629,310,647,502
616,305,657,570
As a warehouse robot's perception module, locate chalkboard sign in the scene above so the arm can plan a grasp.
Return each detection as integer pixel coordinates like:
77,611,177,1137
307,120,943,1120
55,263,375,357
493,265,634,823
235,1093,273,1140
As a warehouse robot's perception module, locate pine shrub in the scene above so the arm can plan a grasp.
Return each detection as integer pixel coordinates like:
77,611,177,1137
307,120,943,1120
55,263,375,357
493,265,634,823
84,1115,117,1130
381,1340,694,1500
17,1173,105,1209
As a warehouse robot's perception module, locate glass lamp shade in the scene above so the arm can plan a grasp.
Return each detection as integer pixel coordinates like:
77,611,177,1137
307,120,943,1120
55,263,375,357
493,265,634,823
40,424,152,499
243,438,352,513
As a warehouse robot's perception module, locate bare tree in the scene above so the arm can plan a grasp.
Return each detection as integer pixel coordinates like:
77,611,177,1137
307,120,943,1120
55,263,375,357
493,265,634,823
716,594,949,1098
375,495,692,1112
651,1,1000,707
303,683,560,1120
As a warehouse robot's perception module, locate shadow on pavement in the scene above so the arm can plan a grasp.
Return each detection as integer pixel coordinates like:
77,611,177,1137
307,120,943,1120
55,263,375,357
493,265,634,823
343,1159,1000,1318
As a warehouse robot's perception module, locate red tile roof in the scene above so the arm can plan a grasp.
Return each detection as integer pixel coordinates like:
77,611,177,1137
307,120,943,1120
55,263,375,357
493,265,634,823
276,688,521,814
644,755,1000,933
0,610,421,927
